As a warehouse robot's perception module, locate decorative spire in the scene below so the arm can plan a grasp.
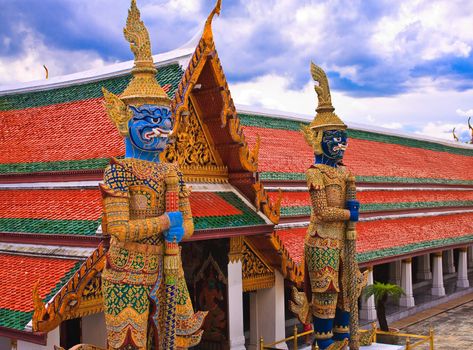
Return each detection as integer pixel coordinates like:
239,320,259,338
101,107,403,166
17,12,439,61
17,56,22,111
311,61,334,114
308,62,346,131
203,0,222,45
124,0,152,63
301,62,346,154
119,0,171,107
103,0,171,136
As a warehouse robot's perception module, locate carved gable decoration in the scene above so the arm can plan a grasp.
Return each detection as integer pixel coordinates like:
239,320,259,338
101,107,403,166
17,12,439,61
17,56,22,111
242,238,275,292
33,245,106,332
162,97,228,182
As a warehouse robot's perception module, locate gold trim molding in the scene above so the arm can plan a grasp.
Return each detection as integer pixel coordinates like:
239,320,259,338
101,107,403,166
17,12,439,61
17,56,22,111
242,238,274,292
32,244,106,332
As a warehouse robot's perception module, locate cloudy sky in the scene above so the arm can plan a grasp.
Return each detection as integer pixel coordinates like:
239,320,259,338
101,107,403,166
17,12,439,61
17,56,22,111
1,0,473,142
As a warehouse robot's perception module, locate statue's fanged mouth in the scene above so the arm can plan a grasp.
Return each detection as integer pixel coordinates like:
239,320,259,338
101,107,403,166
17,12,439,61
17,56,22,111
332,143,347,152
144,127,170,140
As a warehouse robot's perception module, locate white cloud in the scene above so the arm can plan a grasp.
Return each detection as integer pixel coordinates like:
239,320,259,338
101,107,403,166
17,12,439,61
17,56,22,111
416,122,471,142
230,73,473,141
0,28,111,85
456,108,473,117
381,122,404,130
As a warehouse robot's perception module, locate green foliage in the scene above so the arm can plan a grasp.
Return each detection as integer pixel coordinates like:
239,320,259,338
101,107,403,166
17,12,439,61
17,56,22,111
364,282,405,304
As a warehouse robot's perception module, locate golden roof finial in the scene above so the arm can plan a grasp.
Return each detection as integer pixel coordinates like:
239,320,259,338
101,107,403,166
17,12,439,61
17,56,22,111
203,0,222,45
452,127,459,142
43,65,49,79
468,117,473,143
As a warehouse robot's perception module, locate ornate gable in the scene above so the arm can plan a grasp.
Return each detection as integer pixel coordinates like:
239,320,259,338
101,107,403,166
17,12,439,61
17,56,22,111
169,0,281,223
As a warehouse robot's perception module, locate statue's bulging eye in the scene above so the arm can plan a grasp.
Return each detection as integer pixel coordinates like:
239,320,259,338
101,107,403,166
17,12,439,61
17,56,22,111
334,137,341,142
152,117,162,124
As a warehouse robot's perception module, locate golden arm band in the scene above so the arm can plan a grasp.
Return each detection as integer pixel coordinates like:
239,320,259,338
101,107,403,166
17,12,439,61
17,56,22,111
103,196,170,242
310,190,350,222
179,186,194,239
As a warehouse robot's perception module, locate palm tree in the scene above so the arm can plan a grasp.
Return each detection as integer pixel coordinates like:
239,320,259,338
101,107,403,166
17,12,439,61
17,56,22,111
364,282,405,331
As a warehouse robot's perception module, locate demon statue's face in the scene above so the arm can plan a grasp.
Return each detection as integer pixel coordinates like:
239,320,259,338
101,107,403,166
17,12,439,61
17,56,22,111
127,104,173,152
321,129,348,160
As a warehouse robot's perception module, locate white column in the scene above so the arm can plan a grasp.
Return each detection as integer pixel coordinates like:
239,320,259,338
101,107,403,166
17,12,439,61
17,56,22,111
416,254,432,280
399,259,415,307
228,259,246,350
457,248,470,288
431,252,446,296
443,249,456,274
468,246,473,270
389,260,401,286
248,271,288,350
82,313,107,348
360,267,377,321
17,326,60,350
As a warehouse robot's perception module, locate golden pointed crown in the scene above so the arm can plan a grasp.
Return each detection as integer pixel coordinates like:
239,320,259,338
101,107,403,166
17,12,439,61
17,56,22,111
301,62,347,154
102,0,171,136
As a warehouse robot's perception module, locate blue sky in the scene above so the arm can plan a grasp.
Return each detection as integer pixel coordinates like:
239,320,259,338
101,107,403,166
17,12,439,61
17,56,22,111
1,0,473,142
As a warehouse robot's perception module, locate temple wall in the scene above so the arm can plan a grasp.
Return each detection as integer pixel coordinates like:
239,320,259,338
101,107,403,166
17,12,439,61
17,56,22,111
82,313,107,348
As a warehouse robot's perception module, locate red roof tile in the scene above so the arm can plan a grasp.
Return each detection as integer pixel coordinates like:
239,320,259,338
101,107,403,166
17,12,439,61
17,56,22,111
358,190,473,204
277,227,306,265
0,99,123,164
190,192,241,217
0,189,102,220
357,213,473,253
244,126,473,181
0,254,80,312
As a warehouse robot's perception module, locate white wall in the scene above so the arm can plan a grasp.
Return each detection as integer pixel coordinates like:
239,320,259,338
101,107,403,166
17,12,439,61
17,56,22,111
0,336,11,350
82,313,107,348
17,327,59,350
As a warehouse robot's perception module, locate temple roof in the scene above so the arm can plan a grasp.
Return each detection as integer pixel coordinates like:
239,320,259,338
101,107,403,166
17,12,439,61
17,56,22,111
0,12,473,338
0,252,83,331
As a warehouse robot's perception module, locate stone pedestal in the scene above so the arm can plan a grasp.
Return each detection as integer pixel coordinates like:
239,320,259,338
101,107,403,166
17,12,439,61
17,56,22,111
416,254,432,280
360,267,377,321
431,252,446,296
228,260,246,350
248,271,287,350
399,259,415,308
443,249,456,274
457,248,470,288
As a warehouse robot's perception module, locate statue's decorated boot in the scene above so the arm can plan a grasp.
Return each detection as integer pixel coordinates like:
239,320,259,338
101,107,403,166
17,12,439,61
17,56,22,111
333,308,350,342
313,316,334,349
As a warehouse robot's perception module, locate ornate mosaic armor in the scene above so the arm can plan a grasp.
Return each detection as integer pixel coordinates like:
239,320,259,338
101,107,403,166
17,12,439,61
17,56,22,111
98,2,206,349
101,159,198,349
290,63,366,350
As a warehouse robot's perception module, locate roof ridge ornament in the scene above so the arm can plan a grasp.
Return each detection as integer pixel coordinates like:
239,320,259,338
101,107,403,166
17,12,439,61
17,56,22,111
203,0,222,45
